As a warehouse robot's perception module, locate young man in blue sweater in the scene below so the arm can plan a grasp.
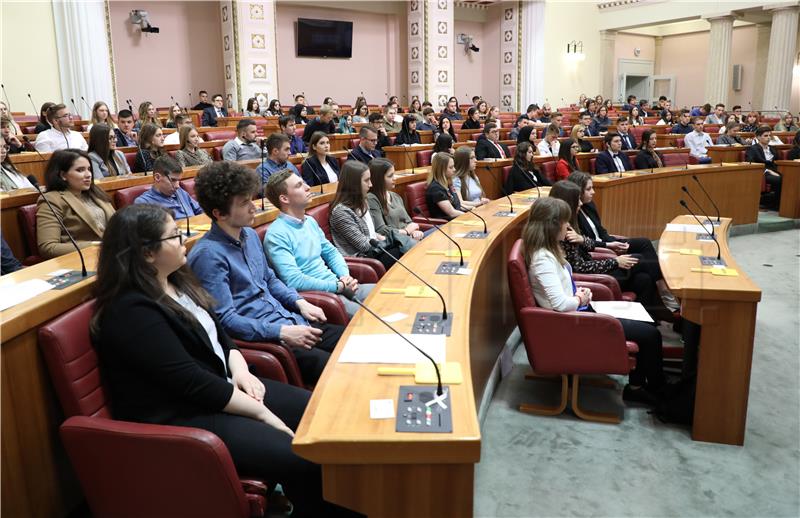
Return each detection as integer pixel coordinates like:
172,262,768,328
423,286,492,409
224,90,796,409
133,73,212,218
263,170,374,317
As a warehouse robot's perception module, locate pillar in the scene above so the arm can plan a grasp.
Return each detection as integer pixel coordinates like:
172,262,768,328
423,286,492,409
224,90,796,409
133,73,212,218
599,30,616,101
752,23,772,111
762,5,800,112
654,36,663,75
406,0,454,109
703,15,735,106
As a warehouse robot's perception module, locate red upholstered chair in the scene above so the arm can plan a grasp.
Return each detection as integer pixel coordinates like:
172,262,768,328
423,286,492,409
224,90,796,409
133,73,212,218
562,126,572,137
294,127,304,138
778,149,790,160
589,157,597,174
404,181,448,226
114,185,150,209
212,145,225,161
124,152,138,171
539,161,557,183
631,126,648,143
661,152,689,167
416,149,433,166
17,204,42,265
675,138,685,148
471,132,482,141
507,240,638,423
507,144,516,157
337,155,347,168
180,178,196,198
502,165,512,185
38,301,278,518
350,138,360,149
202,130,236,141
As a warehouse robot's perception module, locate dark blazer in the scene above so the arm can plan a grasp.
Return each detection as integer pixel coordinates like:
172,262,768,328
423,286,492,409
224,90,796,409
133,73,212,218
302,154,340,186
114,127,137,148
577,202,613,246
302,117,336,142
595,150,632,174
201,106,228,127
634,149,664,170
788,146,800,160
619,132,637,151
745,143,778,171
475,139,510,160
577,138,594,153
504,163,551,194
34,121,52,134
93,291,236,425
394,131,420,146
348,145,382,164
461,119,481,130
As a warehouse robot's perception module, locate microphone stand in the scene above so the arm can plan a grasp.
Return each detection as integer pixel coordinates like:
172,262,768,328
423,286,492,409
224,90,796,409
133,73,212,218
412,207,464,267
692,174,721,223
259,140,267,211
681,186,714,236
680,199,722,261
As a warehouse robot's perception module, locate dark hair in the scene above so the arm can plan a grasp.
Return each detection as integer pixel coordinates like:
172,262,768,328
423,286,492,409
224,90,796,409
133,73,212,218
754,126,772,137
368,157,394,216
557,138,578,171
246,98,259,112
194,161,259,220
715,103,725,110
438,116,456,139
603,132,620,145
638,129,657,150
292,104,307,123
264,168,296,208
517,125,535,144
236,118,255,132
268,99,281,113
680,109,690,116
368,112,383,124
331,160,369,216
47,103,67,123
294,94,305,101
627,95,636,103
39,102,56,124
483,122,498,135
521,196,572,266
548,180,582,230
138,123,162,152
212,94,224,101
422,107,435,116
467,107,478,120
88,123,114,161
266,132,289,154
153,155,182,176
173,114,188,126
359,125,377,139
199,90,208,96
617,116,629,124
433,133,453,153
659,95,668,102
566,171,592,195
117,109,133,120
513,141,537,173
793,130,800,148
91,204,215,335
278,115,293,128
308,131,329,155
44,149,110,202
400,114,417,136
526,104,538,113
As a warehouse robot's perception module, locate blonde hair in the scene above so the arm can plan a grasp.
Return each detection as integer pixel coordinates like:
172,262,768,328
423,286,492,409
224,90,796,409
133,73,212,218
453,146,483,200
427,152,453,187
90,102,116,128
521,197,572,266
571,124,586,137
178,125,197,150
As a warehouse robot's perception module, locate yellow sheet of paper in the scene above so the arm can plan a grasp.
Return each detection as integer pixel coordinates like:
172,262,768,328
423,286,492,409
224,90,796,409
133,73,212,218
377,362,463,384
691,267,739,276
426,249,473,258
191,224,212,231
380,286,439,298
450,221,484,227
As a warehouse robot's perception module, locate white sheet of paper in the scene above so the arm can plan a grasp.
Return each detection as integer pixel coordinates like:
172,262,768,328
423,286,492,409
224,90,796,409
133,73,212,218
0,279,54,312
46,269,72,277
369,399,395,419
590,301,654,323
664,223,713,234
338,333,446,364
456,267,473,275
382,312,408,323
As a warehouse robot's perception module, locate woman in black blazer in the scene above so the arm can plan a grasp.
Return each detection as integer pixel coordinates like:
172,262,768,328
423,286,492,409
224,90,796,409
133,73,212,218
461,107,481,130
634,129,664,170
302,131,341,186
746,126,782,209
504,141,551,194
394,115,421,145
91,205,357,518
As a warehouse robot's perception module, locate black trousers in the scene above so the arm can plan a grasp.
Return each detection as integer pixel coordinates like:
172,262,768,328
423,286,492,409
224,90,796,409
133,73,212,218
170,379,360,517
618,318,665,389
764,172,782,209
623,237,663,281
292,322,344,385
610,256,668,319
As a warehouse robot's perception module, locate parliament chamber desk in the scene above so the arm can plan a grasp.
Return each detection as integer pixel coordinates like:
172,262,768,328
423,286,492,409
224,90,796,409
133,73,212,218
658,216,761,445
775,160,800,218
590,162,763,240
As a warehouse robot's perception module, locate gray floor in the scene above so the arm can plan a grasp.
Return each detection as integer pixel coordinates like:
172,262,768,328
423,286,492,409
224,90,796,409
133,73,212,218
475,228,800,518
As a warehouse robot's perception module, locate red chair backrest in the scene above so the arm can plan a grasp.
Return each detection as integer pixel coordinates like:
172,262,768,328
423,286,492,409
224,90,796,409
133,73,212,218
306,203,332,241
502,165,512,185
124,152,138,170
507,144,516,157
202,130,235,142
254,220,272,242
17,203,40,261
778,149,790,160
589,157,597,174
38,301,112,419
507,239,537,318
212,145,224,161
179,178,196,198
539,161,557,182
676,138,685,148
416,149,433,166
405,181,430,217
471,132,482,141
350,138,360,149
661,152,689,167
631,126,647,142
115,185,150,209
337,155,348,168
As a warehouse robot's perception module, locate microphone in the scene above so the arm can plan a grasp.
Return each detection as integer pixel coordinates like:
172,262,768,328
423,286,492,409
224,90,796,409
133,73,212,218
681,186,714,235
27,93,38,114
300,155,325,195
368,238,448,321
463,207,488,234
0,84,9,109
412,207,464,266
70,98,81,119
341,287,444,396
80,96,92,113
189,92,193,107
174,187,195,237
126,99,133,112
27,175,90,277
22,135,44,159
402,145,416,173
692,175,720,223
679,200,721,260
259,139,267,211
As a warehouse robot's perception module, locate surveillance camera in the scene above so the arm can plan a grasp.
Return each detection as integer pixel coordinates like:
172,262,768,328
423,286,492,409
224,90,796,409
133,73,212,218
141,26,160,33
469,44,480,53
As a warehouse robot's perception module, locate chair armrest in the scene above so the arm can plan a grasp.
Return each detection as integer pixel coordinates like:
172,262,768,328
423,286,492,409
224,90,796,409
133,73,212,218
572,273,623,300
346,257,386,279
412,216,448,227
238,348,288,384
610,234,629,241
590,251,617,260
593,246,617,256
233,339,304,388
300,290,349,326
574,281,613,301
346,261,379,284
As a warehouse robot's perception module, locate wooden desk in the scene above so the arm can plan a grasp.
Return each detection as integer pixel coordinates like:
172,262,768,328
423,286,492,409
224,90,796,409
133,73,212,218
775,160,800,218
475,159,513,200
658,216,761,445
707,145,746,163
383,144,433,171
591,163,762,240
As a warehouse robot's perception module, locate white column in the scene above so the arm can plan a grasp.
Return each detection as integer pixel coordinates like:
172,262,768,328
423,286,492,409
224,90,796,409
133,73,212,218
52,0,115,117
599,30,616,101
762,6,800,112
520,0,544,110
407,0,425,102
654,36,663,75
425,0,455,109
752,23,772,111
235,1,279,112
703,15,734,106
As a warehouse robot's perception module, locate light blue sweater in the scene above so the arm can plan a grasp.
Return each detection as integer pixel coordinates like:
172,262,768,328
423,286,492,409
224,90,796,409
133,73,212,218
264,213,349,293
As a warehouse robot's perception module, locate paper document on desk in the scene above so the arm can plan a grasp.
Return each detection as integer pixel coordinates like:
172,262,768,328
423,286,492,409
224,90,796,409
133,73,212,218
0,279,54,311
338,333,446,364
664,223,714,234
590,301,654,323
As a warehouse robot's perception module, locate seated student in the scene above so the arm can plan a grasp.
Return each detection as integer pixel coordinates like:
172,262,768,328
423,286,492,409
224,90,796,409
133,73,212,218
264,170,374,318
382,105,402,134
134,156,202,219
594,133,632,174
616,117,637,150
549,181,672,320
133,123,166,173
394,115,421,145
438,115,457,141
571,124,594,153
88,124,131,178
440,99,463,121
329,160,401,269
774,112,799,132
509,116,528,141
187,162,343,385
114,109,138,147
191,90,213,111
175,125,213,168
34,102,56,134
582,99,597,118
522,196,666,406
255,132,299,182
475,123,510,160
87,101,116,131
656,109,674,126
164,104,184,129
263,99,282,116
348,126,382,164
539,103,552,123
0,101,21,136
417,108,438,134
671,110,693,134
368,112,392,151
432,132,454,155
452,146,489,209
279,115,306,155
425,152,464,221
352,104,370,124
638,99,651,118
36,149,115,259
222,119,262,161
476,100,490,121
1,116,24,154
1,139,34,191
92,204,357,517
590,105,611,134
337,113,355,134
549,112,566,136
704,103,726,125
515,124,536,146
746,126,783,210
554,138,580,181
302,105,336,142
294,94,313,115
716,121,750,146
35,104,88,152
505,141,551,194
291,104,308,125
690,103,709,118
243,97,260,118
302,131,340,186
201,94,228,127
622,95,637,112
134,101,162,131
741,111,760,133
1,234,23,275
684,118,713,163
628,106,645,127
634,129,664,169
787,131,800,160
576,112,594,138
537,124,561,157
367,158,423,253
461,107,481,130
163,115,192,145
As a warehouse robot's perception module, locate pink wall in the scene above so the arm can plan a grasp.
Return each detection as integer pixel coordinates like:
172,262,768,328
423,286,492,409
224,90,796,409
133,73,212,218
728,26,757,110
275,4,406,107
109,1,224,110
614,32,656,101
454,20,485,106
481,5,501,108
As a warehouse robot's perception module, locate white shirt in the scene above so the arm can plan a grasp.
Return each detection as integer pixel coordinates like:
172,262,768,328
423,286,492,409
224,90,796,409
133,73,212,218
163,131,181,145
684,131,713,158
34,129,88,153
321,160,338,183
171,292,231,382
528,249,579,312
610,152,625,172
360,205,377,239
536,138,560,157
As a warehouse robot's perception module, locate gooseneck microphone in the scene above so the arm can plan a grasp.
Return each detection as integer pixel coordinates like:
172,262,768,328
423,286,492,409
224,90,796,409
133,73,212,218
341,287,443,397
27,175,89,276
80,96,92,113
679,199,721,260
174,188,194,237
463,207,487,234
692,174,720,223
412,207,464,266
27,93,38,114
402,145,416,174
680,186,714,236
368,238,448,320
259,140,267,211
0,84,10,108
300,155,325,195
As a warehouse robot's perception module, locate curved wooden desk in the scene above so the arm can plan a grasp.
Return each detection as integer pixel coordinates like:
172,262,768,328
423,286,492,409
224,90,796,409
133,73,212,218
775,160,800,219
659,216,761,445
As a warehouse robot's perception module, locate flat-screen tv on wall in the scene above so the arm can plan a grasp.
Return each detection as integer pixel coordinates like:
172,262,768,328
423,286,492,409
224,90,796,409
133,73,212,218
296,18,353,58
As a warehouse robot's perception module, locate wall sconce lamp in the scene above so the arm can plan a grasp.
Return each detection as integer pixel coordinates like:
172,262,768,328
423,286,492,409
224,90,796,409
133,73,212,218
566,40,585,61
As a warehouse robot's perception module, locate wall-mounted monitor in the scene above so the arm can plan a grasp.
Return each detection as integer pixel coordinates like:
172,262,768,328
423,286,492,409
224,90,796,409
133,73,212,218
296,18,353,59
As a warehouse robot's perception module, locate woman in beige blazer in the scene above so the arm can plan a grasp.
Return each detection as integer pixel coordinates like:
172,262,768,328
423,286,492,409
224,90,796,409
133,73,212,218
36,149,115,259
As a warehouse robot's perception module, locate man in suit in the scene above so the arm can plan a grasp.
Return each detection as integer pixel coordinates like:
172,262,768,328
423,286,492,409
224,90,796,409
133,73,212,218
114,109,138,147
622,94,637,112
617,117,637,150
475,123,509,160
348,126,382,164
201,94,228,127
595,133,632,174
746,126,782,209
580,112,597,137
192,90,213,111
